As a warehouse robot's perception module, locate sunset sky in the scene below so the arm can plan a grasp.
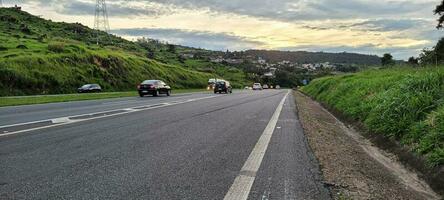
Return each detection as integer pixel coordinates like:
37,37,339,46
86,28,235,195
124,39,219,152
4,0,443,59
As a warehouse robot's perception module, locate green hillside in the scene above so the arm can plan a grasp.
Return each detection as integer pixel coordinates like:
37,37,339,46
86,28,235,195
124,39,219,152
302,67,444,167
0,8,247,96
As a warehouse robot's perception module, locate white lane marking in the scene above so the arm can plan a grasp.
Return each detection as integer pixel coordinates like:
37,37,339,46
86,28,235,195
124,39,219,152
224,90,289,200
51,117,71,124
0,96,217,137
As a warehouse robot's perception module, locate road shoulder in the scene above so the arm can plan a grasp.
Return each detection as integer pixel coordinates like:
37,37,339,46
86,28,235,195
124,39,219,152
246,92,330,200
294,91,440,200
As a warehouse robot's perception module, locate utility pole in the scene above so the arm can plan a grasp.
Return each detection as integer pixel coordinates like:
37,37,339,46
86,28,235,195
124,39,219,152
94,0,110,45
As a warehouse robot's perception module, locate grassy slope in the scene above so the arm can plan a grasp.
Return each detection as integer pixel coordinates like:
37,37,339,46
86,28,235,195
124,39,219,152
302,67,444,167
0,8,247,96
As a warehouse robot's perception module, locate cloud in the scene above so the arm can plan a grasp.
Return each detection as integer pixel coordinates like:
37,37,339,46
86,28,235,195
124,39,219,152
350,19,429,31
18,0,171,17
61,1,154,17
111,28,265,51
8,0,443,59
145,0,436,21
346,18,442,45
19,0,436,21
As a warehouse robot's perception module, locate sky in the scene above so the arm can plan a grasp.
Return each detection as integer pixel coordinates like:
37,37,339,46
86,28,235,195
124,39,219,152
3,0,444,59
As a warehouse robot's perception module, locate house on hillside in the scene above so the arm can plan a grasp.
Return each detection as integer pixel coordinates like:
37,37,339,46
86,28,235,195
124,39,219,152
257,57,267,64
263,72,274,77
180,53,195,59
210,56,224,63
225,59,244,64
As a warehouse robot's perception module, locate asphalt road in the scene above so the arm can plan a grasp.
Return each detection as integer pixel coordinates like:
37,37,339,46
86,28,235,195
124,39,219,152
0,90,330,200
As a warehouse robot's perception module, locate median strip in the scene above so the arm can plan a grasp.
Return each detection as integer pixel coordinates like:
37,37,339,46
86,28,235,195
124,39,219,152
0,89,208,107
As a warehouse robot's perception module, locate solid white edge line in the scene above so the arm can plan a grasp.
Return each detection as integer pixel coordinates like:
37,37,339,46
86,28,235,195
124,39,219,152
224,90,290,200
0,95,217,137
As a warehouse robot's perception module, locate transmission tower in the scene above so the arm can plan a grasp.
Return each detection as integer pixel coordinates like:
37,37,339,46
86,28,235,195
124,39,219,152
94,0,111,45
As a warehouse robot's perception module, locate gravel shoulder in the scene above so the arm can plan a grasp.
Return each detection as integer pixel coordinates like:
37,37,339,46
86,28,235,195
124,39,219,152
294,91,441,200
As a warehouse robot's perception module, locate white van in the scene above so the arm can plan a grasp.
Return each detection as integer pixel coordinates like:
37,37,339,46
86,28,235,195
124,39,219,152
253,83,262,90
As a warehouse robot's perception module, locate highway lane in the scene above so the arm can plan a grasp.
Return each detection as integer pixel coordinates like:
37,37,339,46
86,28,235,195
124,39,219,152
0,90,330,199
0,92,213,126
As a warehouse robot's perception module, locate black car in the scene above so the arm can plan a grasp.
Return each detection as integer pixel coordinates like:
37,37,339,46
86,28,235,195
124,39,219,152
138,80,171,97
214,81,232,94
78,84,102,93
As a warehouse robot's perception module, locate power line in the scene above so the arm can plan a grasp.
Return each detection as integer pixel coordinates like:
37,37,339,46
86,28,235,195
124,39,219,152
94,0,111,45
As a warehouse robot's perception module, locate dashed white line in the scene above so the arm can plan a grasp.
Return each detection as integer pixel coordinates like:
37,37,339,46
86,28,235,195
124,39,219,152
51,117,71,124
224,90,289,200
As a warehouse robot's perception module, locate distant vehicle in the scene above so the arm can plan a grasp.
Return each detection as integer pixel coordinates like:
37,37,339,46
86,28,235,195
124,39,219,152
244,86,250,90
275,85,281,89
214,80,232,94
263,84,269,89
207,79,216,90
207,78,225,90
137,80,171,97
78,84,102,93
253,83,262,90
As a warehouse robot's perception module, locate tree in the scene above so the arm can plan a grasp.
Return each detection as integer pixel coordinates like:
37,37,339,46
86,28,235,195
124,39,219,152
146,51,155,59
178,55,186,63
407,57,419,65
381,53,395,66
419,48,435,65
434,37,444,61
167,44,176,53
435,0,444,29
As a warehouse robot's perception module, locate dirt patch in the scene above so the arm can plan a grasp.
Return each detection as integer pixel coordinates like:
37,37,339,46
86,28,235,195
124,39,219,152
294,91,441,200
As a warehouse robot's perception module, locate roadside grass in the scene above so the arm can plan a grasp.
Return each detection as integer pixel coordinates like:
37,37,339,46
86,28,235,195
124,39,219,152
301,66,444,167
0,89,208,107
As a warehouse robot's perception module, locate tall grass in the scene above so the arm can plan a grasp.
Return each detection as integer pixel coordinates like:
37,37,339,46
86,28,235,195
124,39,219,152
302,67,444,167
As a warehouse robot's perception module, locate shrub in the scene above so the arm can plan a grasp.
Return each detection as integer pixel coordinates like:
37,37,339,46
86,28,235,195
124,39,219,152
198,68,215,73
16,44,27,49
48,43,66,53
228,67,240,73
20,24,32,34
